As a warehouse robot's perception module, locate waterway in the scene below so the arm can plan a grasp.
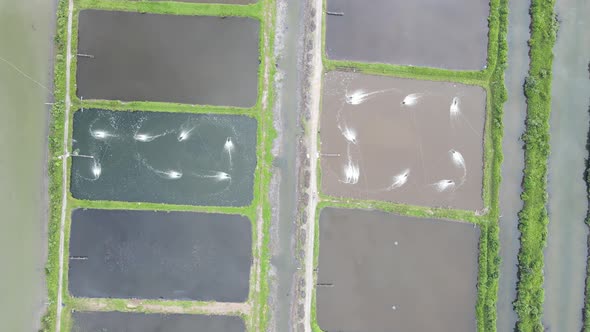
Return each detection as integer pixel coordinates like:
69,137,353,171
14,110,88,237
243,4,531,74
543,0,590,330
496,0,530,330
0,0,55,331
269,0,303,331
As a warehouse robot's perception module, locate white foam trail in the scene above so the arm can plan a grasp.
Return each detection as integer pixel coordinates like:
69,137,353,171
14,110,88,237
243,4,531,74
345,88,398,105
450,97,460,120
340,126,357,144
342,161,360,184
449,149,466,169
90,130,115,140
133,133,161,142
433,179,455,192
388,168,410,190
401,93,422,106
91,161,101,180
178,127,195,142
193,171,232,182
224,137,234,169
162,170,182,179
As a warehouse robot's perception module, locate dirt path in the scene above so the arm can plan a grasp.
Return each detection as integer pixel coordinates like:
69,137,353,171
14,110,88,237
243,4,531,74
55,0,74,331
303,0,323,330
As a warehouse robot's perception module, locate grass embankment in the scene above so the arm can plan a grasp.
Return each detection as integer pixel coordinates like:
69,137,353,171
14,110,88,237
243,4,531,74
41,0,276,331
311,0,509,331
512,0,558,331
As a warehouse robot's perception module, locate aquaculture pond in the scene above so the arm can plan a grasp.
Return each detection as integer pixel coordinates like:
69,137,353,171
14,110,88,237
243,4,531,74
71,311,245,332
316,207,480,332
320,71,487,211
68,209,252,302
325,0,489,70
70,109,257,206
76,10,260,107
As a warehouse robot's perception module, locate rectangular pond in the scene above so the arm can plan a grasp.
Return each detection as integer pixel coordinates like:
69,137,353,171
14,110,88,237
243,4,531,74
76,10,260,107
70,109,257,206
72,311,245,332
68,209,252,302
325,0,490,70
316,207,480,332
320,71,487,211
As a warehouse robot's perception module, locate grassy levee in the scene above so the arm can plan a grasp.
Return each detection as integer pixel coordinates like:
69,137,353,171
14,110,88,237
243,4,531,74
583,105,590,332
311,0,509,331
512,0,558,330
41,0,277,331
40,0,68,330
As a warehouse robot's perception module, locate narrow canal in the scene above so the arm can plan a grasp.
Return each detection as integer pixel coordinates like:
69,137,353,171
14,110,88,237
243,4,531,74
496,0,530,330
270,0,303,331
0,0,55,330
543,0,590,330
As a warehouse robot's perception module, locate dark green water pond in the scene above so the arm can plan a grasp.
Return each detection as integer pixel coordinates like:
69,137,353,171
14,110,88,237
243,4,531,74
70,109,257,206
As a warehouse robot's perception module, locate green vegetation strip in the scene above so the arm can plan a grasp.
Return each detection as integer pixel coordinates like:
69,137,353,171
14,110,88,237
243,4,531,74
312,0,509,331
42,0,277,331
512,0,558,331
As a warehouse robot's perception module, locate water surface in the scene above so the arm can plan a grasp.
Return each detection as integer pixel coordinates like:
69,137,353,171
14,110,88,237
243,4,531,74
543,0,590,330
0,0,54,330
496,0,530,329
72,311,245,332
69,209,252,302
325,0,489,70
77,10,260,107
321,71,487,210
71,109,257,206
316,207,480,332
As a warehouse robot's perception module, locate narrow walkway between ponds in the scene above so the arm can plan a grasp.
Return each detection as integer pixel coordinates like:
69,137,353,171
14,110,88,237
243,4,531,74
497,0,530,330
270,0,303,331
543,0,590,330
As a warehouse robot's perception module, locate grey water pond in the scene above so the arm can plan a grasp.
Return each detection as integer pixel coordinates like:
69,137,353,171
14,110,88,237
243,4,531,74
316,207,480,332
320,71,487,211
70,109,257,206
76,10,259,107
71,311,245,332
68,209,252,302
325,0,489,70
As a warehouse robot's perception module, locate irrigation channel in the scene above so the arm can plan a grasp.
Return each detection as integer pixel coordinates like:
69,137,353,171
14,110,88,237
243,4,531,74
0,0,55,331
496,0,530,330
270,0,303,330
543,0,590,330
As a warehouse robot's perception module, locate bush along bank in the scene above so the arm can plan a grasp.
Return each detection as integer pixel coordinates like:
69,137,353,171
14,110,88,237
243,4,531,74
513,0,558,330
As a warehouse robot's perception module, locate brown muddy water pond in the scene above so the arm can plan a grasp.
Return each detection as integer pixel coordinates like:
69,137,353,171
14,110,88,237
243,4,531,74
320,71,487,211
68,209,252,302
76,10,259,107
325,0,489,70
316,207,480,332
70,109,257,206
72,311,245,332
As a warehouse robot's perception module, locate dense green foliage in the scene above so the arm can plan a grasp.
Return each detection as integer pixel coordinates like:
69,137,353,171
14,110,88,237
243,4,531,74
513,0,558,330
